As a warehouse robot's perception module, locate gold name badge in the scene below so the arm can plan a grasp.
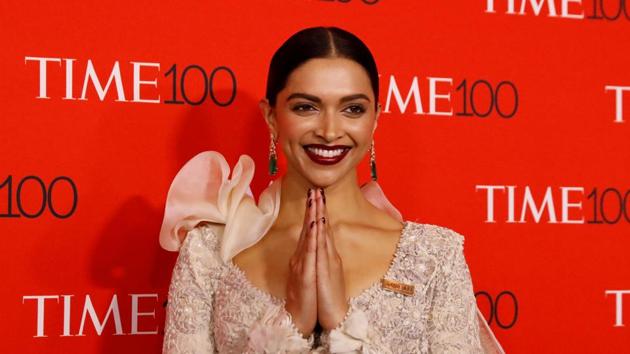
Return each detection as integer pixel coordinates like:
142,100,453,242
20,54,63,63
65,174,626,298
381,278,415,296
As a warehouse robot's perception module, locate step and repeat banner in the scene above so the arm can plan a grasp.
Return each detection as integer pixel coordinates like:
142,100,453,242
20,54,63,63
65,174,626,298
1,1,629,353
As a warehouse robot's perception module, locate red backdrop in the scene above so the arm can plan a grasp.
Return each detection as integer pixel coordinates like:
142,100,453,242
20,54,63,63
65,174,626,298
2,0,629,352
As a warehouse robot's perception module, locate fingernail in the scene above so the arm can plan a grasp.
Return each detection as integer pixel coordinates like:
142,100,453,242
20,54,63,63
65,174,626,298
307,188,312,197
308,198,312,207
321,216,326,224
310,221,315,228
321,188,326,204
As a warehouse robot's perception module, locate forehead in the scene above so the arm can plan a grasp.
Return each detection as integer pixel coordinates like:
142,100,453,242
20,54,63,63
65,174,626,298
283,57,373,98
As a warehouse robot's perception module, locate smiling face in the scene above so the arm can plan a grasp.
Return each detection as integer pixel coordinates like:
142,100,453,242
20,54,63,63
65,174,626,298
260,57,381,187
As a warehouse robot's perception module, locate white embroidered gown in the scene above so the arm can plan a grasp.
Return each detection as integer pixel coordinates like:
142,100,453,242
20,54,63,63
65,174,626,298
158,151,505,353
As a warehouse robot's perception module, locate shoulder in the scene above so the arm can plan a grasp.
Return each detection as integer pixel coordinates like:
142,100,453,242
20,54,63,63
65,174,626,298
404,220,464,249
184,222,220,248
402,220,466,265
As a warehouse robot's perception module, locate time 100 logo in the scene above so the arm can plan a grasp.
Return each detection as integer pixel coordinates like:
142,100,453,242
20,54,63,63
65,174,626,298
24,57,236,106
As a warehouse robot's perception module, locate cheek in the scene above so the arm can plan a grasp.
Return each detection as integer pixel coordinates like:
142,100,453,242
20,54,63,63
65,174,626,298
276,118,308,157
345,121,374,144
276,114,310,140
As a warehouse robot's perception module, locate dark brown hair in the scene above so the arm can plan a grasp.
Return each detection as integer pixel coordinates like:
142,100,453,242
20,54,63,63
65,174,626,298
265,26,379,110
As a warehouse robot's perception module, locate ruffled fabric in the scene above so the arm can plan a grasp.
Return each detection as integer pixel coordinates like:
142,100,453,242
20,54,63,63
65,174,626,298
245,305,314,353
159,151,282,262
158,150,402,260
327,309,380,354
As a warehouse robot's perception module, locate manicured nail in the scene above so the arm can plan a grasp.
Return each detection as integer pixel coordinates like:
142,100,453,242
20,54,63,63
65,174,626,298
308,198,312,207
321,216,326,224
310,221,315,228
307,188,312,197
320,188,326,204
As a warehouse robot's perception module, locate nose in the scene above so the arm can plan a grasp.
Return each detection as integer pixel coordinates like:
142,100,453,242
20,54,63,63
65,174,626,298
317,109,343,142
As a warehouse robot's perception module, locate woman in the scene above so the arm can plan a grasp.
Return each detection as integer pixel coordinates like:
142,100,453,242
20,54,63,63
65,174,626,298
159,26,505,353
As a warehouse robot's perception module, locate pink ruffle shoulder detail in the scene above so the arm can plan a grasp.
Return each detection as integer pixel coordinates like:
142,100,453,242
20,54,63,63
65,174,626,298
158,150,402,262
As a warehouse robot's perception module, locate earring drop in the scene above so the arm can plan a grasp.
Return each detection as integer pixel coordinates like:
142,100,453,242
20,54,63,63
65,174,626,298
268,133,278,176
369,139,377,181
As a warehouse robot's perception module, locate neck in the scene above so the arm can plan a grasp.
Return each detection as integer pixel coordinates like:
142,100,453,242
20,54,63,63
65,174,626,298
275,167,370,229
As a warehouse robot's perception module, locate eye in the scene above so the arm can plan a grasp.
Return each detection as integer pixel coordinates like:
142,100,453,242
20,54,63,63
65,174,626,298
344,104,366,115
292,104,317,113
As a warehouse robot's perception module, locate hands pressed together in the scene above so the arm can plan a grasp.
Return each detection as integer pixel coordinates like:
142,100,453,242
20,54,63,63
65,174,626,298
284,188,349,338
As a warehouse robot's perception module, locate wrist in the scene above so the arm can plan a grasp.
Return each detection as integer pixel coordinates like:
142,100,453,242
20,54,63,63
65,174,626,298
322,302,351,331
284,306,315,338
296,325,313,339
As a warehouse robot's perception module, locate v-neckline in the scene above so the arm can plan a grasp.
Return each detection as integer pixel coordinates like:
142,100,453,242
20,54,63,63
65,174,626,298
226,220,410,305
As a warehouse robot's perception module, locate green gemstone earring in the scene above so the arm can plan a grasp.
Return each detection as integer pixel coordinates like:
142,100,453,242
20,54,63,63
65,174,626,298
268,133,278,176
370,139,377,181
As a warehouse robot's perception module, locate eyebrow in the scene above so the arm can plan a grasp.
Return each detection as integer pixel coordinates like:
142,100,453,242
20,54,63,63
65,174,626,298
286,92,371,104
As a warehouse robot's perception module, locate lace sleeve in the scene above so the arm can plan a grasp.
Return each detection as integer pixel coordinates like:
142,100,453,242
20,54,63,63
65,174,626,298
315,304,392,353
163,224,221,353
427,234,484,353
163,224,315,353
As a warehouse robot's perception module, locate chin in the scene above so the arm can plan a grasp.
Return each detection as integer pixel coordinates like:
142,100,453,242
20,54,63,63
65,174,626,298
287,148,359,187
301,169,349,188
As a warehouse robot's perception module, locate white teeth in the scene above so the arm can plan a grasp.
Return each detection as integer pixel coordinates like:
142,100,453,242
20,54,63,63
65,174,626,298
306,147,346,158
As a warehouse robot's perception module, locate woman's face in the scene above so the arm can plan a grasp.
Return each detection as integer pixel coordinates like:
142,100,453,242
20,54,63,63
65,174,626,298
261,57,381,188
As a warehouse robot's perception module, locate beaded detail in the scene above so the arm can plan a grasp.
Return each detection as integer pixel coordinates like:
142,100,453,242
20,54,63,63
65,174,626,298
163,220,489,353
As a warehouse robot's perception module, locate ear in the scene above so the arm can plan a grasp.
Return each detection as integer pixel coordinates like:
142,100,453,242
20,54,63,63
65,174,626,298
372,102,381,135
259,98,278,139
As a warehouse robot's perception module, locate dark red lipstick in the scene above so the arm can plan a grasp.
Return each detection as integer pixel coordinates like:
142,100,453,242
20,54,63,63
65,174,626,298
303,144,351,165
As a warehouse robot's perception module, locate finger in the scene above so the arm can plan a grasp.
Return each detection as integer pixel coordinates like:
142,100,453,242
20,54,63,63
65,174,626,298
296,188,313,253
302,188,317,274
323,220,337,261
319,187,337,258
316,188,329,278
325,228,343,273
308,189,317,250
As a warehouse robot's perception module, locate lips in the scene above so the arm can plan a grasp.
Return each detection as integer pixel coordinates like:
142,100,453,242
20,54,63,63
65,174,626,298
303,144,351,165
